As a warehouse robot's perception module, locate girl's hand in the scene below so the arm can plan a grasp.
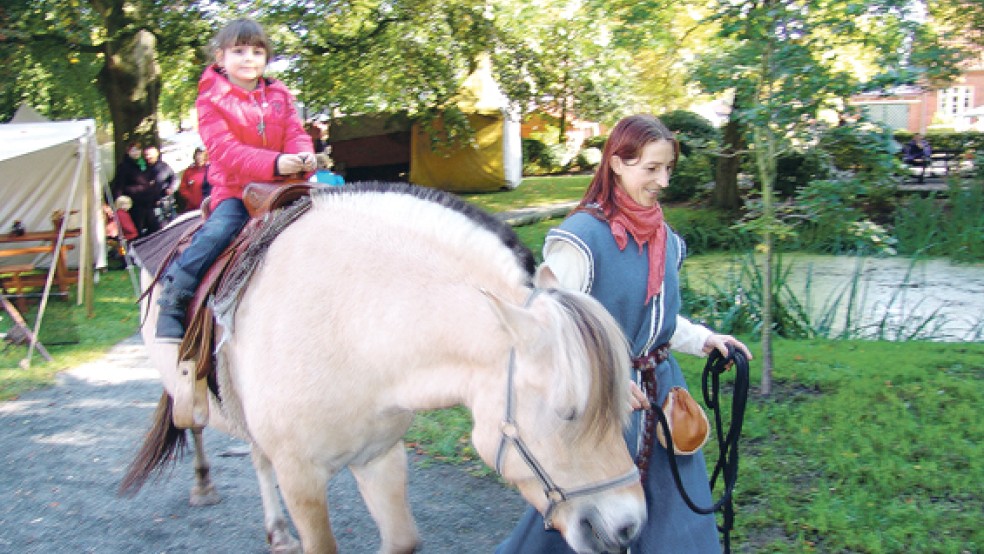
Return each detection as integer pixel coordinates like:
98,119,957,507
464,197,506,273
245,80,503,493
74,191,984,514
297,152,316,172
277,154,307,175
702,334,753,362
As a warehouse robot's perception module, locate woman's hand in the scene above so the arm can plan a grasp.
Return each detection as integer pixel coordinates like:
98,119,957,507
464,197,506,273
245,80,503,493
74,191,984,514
702,334,753,362
629,381,650,411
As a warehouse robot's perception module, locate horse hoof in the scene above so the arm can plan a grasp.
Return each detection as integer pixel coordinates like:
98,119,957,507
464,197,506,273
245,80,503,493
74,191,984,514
189,484,221,506
268,526,301,554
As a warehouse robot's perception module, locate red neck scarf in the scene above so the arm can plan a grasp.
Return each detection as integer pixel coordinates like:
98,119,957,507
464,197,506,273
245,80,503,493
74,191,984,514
607,187,666,305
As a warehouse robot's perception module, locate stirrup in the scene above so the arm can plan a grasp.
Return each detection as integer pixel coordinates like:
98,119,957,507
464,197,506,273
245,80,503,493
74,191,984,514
172,359,209,429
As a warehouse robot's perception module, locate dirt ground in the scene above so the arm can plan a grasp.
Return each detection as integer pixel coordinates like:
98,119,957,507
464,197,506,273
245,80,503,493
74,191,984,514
0,336,527,553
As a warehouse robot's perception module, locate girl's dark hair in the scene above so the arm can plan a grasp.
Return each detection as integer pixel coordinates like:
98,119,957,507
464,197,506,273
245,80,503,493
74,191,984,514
210,19,273,62
576,114,680,219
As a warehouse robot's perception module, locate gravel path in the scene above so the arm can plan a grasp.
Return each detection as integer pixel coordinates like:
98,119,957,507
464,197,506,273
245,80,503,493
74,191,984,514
0,335,526,553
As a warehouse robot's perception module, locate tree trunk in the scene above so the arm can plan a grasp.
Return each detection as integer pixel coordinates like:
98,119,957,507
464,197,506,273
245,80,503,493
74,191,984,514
713,110,744,210
98,29,161,167
753,128,777,397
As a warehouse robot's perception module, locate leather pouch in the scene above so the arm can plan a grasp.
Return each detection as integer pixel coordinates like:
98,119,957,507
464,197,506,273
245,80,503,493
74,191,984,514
656,386,710,455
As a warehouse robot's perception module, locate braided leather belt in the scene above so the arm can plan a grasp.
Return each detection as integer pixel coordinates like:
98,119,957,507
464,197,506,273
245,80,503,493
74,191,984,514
634,343,670,480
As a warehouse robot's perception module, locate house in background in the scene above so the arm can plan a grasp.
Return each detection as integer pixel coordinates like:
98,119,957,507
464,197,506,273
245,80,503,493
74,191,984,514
851,49,984,133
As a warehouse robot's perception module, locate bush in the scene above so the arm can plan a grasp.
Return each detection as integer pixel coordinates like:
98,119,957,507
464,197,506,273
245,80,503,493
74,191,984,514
893,130,984,154
665,153,713,203
659,110,720,156
664,206,753,254
567,147,602,173
522,138,561,175
775,148,831,198
583,135,607,150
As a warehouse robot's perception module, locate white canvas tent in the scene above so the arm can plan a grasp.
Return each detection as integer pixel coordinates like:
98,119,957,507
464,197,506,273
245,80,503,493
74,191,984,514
0,110,106,363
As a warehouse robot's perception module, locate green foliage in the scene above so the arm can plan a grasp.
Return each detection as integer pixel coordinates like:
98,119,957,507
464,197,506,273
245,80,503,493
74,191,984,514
664,206,752,255
894,131,984,155
521,138,563,175
664,153,713,203
894,181,984,262
659,109,720,155
774,148,830,198
583,135,607,150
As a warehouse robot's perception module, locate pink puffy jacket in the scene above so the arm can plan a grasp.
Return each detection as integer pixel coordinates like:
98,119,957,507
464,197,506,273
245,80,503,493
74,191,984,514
195,65,314,207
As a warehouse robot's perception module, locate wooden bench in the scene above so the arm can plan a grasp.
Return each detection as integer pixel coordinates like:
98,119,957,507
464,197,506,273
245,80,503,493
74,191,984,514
0,263,38,312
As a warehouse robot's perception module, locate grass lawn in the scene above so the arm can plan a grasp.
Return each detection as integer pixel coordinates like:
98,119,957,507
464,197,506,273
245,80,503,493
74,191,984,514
2,177,981,553
0,269,141,395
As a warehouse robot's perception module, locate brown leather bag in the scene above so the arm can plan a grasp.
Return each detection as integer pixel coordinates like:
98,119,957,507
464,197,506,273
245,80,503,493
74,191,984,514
656,386,710,455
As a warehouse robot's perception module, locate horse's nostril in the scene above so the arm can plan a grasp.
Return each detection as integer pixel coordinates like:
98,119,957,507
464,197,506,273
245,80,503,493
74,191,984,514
616,522,639,545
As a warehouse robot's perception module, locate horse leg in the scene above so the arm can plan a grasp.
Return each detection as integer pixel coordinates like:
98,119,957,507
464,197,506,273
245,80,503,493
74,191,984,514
188,428,221,506
349,441,420,554
267,450,337,554
251,445,302,554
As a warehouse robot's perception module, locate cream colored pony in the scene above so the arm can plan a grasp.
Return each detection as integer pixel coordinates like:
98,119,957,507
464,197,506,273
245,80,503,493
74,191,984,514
121,183,645,554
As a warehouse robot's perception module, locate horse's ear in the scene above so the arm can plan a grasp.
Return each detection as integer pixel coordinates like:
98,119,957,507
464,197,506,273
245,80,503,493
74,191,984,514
533,263,561,289
481,288,537,345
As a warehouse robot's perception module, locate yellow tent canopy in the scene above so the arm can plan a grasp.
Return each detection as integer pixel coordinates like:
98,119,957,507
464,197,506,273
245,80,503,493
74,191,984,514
410,55,521,192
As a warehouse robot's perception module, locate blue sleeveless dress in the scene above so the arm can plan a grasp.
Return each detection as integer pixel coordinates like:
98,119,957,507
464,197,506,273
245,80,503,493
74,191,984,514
496,211,721,553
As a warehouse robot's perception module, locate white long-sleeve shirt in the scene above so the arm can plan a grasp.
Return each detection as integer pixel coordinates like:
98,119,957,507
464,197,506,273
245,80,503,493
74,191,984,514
543,239,713,357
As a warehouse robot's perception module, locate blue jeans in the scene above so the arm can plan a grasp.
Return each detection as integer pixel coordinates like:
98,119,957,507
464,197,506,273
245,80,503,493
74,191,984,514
172,198,249,281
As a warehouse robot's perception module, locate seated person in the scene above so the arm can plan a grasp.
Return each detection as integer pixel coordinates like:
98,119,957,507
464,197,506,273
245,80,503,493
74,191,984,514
902,134,932,182
107,195,139,241
310,153,345,186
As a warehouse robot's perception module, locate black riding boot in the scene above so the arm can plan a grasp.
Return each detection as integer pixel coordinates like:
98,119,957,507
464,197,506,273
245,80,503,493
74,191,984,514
156,265,198,342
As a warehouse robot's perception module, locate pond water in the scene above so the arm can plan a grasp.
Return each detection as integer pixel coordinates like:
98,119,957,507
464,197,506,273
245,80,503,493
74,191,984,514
684,254,984,342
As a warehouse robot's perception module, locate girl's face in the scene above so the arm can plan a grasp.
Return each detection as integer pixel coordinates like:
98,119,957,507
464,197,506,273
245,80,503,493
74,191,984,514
610,139,674,208
215,44,268,90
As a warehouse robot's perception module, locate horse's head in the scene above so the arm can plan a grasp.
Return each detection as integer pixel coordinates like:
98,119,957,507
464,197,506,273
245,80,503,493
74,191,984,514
475,269,645,553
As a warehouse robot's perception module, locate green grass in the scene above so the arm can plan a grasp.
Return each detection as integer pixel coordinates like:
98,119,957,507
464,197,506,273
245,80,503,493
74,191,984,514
407,339,984,553
0,269,141,398
458,174,591,212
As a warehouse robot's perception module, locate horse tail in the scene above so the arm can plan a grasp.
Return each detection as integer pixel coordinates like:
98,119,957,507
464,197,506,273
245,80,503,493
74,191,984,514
118,391,188,496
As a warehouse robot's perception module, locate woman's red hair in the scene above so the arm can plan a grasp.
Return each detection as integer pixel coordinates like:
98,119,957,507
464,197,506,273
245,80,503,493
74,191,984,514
576,114,680,219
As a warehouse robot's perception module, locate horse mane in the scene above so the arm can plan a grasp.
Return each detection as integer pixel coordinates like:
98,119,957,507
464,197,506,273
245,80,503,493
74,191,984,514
543,288,631,441
312,182,536,277
213,181,536,333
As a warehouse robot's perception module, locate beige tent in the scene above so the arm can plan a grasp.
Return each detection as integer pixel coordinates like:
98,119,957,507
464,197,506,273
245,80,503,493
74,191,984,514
0,110,106,364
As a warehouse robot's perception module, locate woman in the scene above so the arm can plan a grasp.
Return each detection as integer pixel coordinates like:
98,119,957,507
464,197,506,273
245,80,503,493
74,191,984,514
497,114,752,553
176,146,210,213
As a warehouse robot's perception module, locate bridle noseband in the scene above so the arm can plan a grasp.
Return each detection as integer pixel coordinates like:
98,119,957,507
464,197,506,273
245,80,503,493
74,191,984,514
493,289,640,530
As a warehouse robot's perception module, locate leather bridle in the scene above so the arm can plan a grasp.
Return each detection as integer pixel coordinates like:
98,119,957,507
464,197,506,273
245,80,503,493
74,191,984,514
493,289,640,530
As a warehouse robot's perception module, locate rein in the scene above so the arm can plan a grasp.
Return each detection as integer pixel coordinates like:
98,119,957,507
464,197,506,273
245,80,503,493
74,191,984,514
645,346,750,554
494,289,640,530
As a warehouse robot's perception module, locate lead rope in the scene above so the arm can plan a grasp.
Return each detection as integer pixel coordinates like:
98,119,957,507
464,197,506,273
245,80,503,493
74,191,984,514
640,345,750,554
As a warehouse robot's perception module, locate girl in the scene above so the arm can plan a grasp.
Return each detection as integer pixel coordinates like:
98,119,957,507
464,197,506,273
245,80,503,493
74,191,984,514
496,114,752,552
157,19,315,341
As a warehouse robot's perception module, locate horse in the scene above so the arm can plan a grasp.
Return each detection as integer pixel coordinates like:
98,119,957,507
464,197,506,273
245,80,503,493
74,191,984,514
120,182,645,554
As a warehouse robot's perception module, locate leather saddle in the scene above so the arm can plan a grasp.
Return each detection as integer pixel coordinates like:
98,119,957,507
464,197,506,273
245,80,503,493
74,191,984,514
153,181,323,427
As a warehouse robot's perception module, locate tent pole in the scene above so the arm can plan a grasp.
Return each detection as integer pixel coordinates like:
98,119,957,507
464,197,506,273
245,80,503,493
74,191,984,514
23,139,83,368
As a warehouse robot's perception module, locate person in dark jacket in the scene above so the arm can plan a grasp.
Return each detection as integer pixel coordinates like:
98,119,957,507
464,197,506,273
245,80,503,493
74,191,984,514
111,142,161,237
143,144,178,225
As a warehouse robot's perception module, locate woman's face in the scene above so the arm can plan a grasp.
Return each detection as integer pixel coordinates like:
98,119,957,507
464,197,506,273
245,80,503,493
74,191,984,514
611,139,674,208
